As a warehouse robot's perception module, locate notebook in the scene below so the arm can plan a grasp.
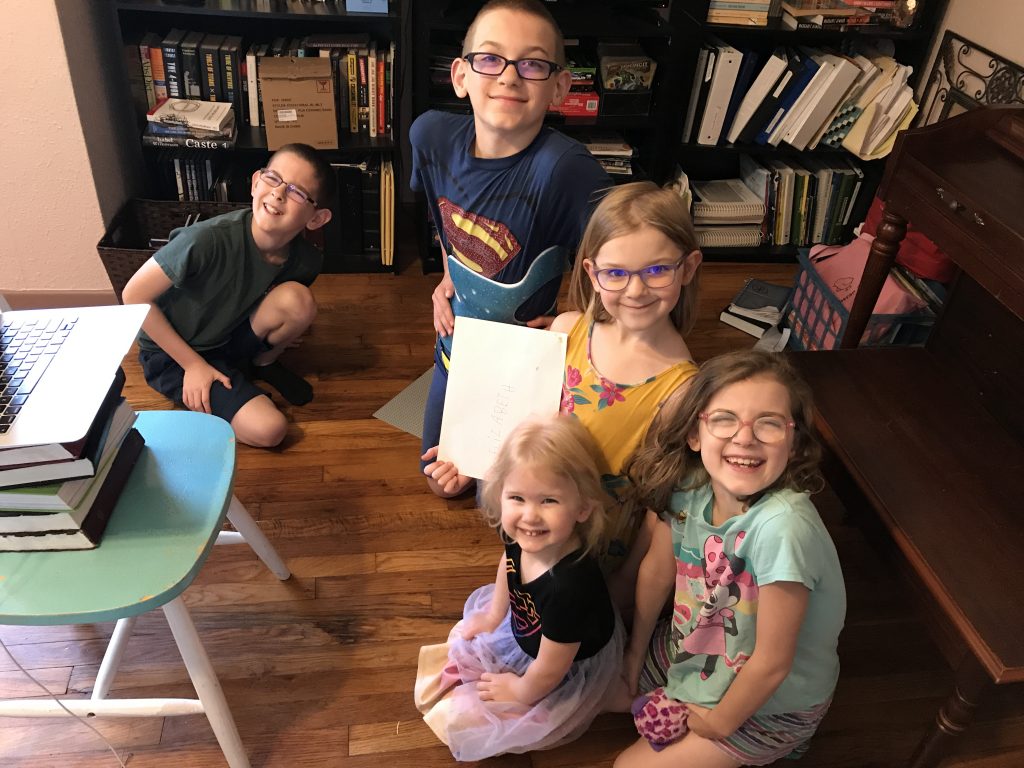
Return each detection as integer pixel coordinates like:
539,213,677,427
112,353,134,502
691,178,767,225
0,302,149,449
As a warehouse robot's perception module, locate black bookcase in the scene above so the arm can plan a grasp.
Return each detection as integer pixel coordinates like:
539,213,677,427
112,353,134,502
668,0,948,262
114,0,411,274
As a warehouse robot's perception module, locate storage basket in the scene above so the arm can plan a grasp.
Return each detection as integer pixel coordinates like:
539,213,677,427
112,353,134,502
97,199,248,302
786,247,935,351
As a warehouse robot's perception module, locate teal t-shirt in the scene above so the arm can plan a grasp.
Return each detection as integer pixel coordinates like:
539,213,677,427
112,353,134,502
137,209,322,352
664,486,845,715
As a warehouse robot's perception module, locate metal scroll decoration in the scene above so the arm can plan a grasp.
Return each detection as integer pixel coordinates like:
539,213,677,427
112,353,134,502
918,31,1024,126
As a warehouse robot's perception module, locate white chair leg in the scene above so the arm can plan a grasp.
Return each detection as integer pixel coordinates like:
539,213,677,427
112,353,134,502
163,596,251,768
221,495,291,580
92,615,138,701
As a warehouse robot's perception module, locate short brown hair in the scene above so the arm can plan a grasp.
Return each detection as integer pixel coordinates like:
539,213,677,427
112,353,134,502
463,0,566,64
271,143,336,207
480,414,608,558
625,350,824,517
567,181,702,335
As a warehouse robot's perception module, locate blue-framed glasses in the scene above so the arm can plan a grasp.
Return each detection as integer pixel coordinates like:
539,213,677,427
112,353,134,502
592,258,686,291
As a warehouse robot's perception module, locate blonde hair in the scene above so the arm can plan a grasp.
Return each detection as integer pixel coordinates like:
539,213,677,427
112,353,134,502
480,414,608,557
625,350,824,517
567,181,702,335
463,0,566,64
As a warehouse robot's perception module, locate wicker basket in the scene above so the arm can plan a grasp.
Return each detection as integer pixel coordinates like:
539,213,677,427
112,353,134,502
786,248,935,351
97,199,248,302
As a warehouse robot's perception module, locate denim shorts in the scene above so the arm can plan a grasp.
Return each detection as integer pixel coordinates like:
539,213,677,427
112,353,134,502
139,321,272,424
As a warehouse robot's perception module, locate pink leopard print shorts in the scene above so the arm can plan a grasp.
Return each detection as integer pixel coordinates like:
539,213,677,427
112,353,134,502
631,687,690,751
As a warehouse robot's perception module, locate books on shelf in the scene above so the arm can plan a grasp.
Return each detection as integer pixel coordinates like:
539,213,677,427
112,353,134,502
691,178,766,225
148,98,234,133
0,428,145,551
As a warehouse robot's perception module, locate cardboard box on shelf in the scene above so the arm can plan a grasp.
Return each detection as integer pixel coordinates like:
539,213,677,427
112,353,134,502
259,57,338,150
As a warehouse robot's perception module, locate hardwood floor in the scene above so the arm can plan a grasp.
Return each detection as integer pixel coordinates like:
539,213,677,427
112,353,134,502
2,263,1022,767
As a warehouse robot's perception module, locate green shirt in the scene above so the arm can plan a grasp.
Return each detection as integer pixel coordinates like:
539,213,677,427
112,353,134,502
138,209,322,352
664,486,845,715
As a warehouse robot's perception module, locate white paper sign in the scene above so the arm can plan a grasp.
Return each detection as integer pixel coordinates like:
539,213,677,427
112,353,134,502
438,317,567,480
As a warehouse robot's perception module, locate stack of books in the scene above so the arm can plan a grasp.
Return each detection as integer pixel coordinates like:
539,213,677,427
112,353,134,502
689,176,767,249
706,0,781,27
0,370,145,552
580,132,636,177
720,279,793,337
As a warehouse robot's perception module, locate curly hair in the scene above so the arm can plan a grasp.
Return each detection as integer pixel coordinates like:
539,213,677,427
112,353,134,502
566,181,701,335
624,350,824,517
479,414,608,558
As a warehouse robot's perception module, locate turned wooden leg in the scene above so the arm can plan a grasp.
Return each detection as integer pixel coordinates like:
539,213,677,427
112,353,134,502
842,209,907,349
908,655,991,768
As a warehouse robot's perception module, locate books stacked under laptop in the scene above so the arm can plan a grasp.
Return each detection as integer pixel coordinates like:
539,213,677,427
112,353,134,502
720,279,793,338
0,369,145,552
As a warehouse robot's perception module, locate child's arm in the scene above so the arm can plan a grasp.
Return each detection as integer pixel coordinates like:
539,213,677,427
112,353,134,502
122,259,232,414
548,311,581,335
431,249,456,337
478,635,581,706
623,516,676,694
686,581,810,740
461,554,510,640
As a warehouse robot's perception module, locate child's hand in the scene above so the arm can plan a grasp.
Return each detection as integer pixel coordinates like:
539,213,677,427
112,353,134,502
432,275,456,337
421,446,474,497
477,672,526,704
182,362,232,414
685,703,728,741
461,612,501,640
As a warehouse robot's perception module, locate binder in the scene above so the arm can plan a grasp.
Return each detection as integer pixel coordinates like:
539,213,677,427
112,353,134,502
682,45,714,144
380,159,394,267
738,154,777,244
697,40,743,146
719,50,760,145
765,159,795,246
782,54,862,151
767,49,833,147
727,47,790,144
756,50,820,145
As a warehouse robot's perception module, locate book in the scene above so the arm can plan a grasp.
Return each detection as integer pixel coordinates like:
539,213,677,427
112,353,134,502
245,44,261,127
147,98,234,132
220,35,244,120
728,278,792,324
0,428,145,551
139,35,157,108
160,28,187,99
696,225,764,248
199,33,226,101
720,306,775,337
0,403,138,513
377,51,386,137
765,159,795,245
346,49,359,134
0,384,129,489
691,178,766,224
738,154,775,242
141,126,236,150
581,131,635,158
368,43,378,139
179,30,205,100
697,39,743,146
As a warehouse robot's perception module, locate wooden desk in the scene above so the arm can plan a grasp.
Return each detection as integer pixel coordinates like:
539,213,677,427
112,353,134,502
790,107,1024,767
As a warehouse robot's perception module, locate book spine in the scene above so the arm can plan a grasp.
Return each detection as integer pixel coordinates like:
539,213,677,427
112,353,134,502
202,46,218,101
364,48,375,138
246,46,260,127
139,42,156,109
377,55,386,137
357,50,369,136
180,40,203,100
387,42,395,135
222,45,238,116
162,40,182,99
142,134,236,150
347,50,359,134
149,45,168,103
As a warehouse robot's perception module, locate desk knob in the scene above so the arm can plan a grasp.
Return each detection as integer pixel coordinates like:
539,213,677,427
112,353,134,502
948,199,964,212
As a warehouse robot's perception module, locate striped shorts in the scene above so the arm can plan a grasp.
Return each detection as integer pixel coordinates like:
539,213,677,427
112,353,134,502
636,619,831,765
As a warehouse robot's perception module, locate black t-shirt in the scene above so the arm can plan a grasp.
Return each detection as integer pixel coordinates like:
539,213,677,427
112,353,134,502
505,541,616,661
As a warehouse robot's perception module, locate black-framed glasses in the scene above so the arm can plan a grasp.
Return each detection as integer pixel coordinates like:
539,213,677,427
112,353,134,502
463,52,562,81
257,168,318,208
591,258,686,291
699,411,795,444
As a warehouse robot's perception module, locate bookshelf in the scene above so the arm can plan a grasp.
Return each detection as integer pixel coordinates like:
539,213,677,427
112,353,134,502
669,0,949,263
410,0,685,273
114,0,410,274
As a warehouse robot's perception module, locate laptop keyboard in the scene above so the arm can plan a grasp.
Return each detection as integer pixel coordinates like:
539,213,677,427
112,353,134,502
0,315,77,434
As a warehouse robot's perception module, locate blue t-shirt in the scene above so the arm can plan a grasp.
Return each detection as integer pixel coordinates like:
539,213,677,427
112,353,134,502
410,111,610,332
664,486,846,715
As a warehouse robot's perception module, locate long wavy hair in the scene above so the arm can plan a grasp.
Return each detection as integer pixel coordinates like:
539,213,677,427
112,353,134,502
566,181,701,335
624,350,824,517
480,414,608,557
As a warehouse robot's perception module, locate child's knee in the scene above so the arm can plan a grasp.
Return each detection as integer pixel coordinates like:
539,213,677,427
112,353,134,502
269,282,317,327
231,402,288,448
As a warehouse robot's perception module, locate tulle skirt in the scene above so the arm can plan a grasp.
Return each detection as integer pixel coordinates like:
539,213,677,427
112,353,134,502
414,583,625,762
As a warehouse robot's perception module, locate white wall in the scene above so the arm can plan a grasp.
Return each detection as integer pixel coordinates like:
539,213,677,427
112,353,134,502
0,0,141,298
918,0,1024,98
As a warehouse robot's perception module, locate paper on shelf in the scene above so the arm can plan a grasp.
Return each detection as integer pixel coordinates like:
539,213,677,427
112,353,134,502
438,317,567,480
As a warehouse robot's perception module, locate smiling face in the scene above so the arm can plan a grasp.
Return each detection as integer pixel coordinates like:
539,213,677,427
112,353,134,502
499,463,593,565
451,8,570,154
584,226,699,334
250,150,330,252
688,375,795,519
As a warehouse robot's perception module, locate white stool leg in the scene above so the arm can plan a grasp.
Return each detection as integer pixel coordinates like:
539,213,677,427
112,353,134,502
92,615,138,700
163,596,251,768
221,495,291,580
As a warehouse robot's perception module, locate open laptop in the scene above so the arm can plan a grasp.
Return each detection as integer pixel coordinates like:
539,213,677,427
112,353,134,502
0,301,149,448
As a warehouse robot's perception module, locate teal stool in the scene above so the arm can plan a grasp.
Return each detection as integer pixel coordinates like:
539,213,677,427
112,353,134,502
0,411,290,768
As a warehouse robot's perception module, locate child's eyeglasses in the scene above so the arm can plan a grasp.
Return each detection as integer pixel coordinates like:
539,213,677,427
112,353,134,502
592,259,685,291
462,52,562,81
699,411,795,444
258,168,318,208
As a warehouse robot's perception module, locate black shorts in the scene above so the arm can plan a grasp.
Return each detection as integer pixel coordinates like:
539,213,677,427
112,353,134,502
139,321,273,424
